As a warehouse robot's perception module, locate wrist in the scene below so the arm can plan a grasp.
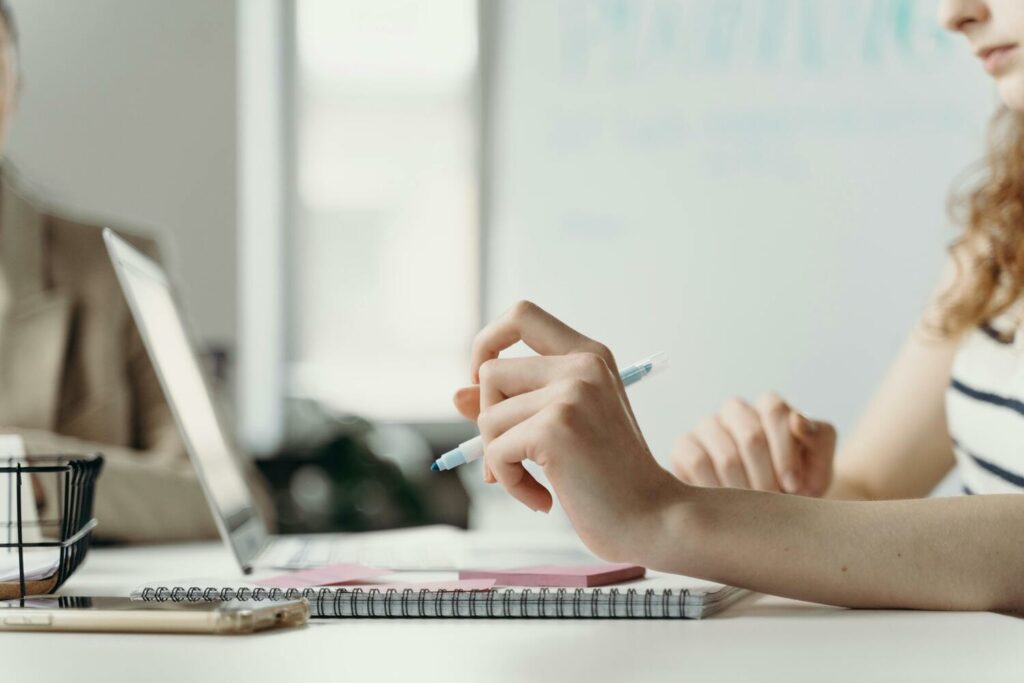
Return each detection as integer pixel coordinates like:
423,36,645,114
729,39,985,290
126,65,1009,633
627,471,699,570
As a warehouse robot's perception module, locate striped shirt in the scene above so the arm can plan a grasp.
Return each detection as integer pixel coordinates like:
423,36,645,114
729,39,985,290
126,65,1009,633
947,310,1024,495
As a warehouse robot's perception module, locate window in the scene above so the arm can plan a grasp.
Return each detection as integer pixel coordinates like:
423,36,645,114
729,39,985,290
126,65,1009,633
289,0,480,420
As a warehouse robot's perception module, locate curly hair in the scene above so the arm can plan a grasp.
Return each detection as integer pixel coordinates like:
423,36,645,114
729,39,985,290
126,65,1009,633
939,106,1024,337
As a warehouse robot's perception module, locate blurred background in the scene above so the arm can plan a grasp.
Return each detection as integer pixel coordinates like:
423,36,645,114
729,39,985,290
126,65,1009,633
5,0,995,532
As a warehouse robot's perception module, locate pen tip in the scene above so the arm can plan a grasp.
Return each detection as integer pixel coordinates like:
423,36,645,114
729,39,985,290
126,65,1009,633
430,462,439,472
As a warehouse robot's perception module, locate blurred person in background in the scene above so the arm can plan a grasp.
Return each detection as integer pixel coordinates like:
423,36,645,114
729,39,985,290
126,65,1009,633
0,3,260,541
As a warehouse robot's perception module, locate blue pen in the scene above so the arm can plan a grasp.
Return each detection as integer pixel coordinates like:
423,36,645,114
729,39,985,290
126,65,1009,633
431,352,669,472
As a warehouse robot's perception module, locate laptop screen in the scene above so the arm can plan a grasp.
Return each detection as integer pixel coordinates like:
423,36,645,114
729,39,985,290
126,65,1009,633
105,230,266,569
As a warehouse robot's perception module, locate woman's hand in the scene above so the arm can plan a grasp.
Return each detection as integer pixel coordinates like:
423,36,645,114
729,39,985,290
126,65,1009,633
669,394,837,496
451,301,686,563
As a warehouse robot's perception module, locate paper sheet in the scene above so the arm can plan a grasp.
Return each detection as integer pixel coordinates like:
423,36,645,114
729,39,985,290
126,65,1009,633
0,550,59,582
255,563,389,589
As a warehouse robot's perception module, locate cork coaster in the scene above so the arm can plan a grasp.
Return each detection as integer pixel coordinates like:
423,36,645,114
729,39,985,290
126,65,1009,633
0,574,59,600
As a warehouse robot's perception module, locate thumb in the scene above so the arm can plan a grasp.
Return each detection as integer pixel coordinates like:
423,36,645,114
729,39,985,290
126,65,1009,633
788,411,837,496
453,385,481,421
790,411,828,447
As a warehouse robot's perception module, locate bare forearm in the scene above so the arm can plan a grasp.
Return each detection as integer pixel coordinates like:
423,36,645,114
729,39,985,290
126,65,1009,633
652,484,1024,612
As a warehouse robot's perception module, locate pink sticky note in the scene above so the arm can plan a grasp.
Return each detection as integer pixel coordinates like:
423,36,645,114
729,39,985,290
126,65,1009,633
339,579,497,592
458,563,645,588
255,563,388,589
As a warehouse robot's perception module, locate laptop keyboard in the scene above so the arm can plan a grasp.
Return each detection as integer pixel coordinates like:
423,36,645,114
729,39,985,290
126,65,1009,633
262,528,467,571
261,527,597,572
286,538,332,567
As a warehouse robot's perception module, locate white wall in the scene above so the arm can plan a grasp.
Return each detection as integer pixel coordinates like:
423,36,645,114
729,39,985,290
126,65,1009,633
5,0,237,346
486,0,996,471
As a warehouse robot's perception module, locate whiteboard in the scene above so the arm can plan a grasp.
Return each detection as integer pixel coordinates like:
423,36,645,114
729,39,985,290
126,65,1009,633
484,0,996,467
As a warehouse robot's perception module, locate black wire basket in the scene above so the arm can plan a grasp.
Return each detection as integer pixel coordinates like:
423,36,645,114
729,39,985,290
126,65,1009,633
0,454,103,601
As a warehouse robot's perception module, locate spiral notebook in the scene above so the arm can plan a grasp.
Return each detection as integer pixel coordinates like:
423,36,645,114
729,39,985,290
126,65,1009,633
131,572,748,619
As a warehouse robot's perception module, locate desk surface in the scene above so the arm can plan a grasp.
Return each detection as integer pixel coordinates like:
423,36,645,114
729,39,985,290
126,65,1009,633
5,542,1023,683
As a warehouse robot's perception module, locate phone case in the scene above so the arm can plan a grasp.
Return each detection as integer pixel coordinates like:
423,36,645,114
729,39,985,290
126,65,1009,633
0,598,309,634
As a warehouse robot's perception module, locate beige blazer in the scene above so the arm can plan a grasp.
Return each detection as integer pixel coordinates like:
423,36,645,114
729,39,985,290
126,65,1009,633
0,177,244,542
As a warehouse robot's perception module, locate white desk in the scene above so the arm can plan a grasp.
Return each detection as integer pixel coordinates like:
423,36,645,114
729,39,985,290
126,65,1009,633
5,542,1023,683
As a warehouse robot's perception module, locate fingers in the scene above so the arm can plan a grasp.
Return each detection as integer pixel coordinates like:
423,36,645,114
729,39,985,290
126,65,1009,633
483,412,555,512
694,416,750,489
789,410,817,455
451,385,495,481
670,434,721,487
789,411,838,496
478,381,600,488
755,392,802,493
719,398,781,492
470,300,614,383
477,353,614,412
673,395,833,495
477,383,562,444
790,410,822,444
452,385,480,421
457,356,612,487
457,380,569,485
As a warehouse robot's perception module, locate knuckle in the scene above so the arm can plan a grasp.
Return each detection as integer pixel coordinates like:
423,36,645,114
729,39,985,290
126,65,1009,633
718,447,742,469
573,351,608,377
757,391,788,417
587,341,615,366
736,427,767,452
509,299,536,319
478,358,499,383
686,446,709,468
697,415,719,434
561,378,592,404
470,326,493,354
470,337,486,362
721,396,748,414
672,433,695,454
673,435,703,462
583,351,606,369
547,401,576,428
670,441,691,467
476,408,495,435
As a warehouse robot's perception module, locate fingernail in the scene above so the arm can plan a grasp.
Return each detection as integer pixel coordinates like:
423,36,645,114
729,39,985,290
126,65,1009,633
782,471,800,493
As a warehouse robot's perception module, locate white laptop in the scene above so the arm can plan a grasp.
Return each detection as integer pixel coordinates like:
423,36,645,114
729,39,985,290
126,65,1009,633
102,229,476,572
103,229,593,573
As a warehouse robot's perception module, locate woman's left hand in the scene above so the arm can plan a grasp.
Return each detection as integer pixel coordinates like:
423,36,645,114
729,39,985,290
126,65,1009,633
452,301,685,563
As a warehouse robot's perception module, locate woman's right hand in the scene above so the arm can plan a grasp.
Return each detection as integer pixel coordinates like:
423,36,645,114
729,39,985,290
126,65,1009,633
669,393,838,497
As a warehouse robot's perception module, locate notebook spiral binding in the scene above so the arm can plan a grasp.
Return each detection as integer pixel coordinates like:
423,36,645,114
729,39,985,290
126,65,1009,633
137,585,698,619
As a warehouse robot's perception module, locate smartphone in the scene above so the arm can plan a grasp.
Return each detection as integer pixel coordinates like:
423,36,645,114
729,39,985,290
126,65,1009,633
0,596,308,634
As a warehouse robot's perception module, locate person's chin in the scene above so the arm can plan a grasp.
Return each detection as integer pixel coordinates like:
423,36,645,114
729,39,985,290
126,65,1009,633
997,72,1024,112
